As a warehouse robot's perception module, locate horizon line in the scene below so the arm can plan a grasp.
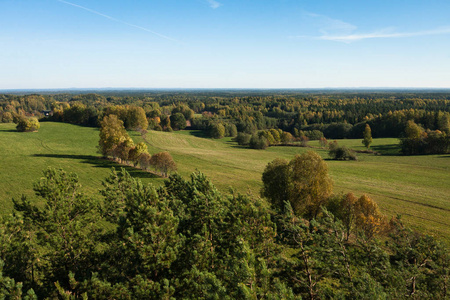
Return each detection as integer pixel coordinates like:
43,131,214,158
2,87,450,92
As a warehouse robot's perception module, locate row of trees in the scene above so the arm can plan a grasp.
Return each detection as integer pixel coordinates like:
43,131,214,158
0,166,448,299
400,120,450,155
98,114,177,176
3,92,449,134
2,92,449,155
234,129,294,149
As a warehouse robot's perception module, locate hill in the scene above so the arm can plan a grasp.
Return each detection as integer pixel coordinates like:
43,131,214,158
0,122,449,244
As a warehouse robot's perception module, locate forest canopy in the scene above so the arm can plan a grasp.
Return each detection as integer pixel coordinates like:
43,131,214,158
1,167,448,299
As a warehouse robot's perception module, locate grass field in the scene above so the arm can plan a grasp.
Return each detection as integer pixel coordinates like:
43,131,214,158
0,122,159,211
1,122,449,244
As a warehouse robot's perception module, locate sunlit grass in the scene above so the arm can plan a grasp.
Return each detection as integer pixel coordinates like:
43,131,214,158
1,123,449,244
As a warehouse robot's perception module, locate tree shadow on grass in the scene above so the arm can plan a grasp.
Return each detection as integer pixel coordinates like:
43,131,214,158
371,144,401,156
187,130,209,138
223,140,247,149
32,154,161,179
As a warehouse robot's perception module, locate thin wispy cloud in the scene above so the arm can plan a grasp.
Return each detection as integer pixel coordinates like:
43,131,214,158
296,11,450,43
319,27,450,42
205,0,222,9
55,0,179,42
305,12,356,36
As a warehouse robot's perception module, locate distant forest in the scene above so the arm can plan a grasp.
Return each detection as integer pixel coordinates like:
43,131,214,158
1,91,449,154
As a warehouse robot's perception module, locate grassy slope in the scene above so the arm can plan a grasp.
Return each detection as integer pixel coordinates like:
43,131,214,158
0,122,159,211
1,122,449,244
138,130,450,243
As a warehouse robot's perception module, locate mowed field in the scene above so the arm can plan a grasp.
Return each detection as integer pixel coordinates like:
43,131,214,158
1,122,449,244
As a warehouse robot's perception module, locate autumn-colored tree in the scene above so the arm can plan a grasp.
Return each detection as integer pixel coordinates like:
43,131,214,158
281,131,293,144
98,114,129,157
327,193,358,241
289,151,333,218
1,112,13,123
404,120,423,140
319,137,328,147
150,152,177,177
300,135,309,147
262,151,333,218
209,123,225,139
128,142,148,167
160,114,171,131
138,152,152,170
112,136,134,163
362,124,373,149
16,117,40,132
354,194,385,240
126,106,148,130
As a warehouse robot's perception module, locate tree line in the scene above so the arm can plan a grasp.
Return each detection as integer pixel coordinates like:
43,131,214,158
98,114,177,177
2,92,450,154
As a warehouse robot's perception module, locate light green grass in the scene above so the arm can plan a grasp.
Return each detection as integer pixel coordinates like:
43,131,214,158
0,122,159,211
139,130,450,244
1,123,449,244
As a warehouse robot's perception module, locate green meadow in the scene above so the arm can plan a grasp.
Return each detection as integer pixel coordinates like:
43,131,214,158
1,122,449,244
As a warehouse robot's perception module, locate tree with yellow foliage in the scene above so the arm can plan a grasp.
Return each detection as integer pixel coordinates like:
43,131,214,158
354,194,386,240
98,114,129,157
262,151,333,219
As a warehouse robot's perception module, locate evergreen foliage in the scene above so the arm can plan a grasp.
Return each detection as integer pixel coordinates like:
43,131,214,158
0,167,448,298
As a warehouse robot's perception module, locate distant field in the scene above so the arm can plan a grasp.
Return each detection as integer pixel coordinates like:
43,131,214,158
1,122,449,244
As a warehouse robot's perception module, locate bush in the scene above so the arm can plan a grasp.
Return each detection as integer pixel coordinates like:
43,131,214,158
234,132,251,146
209,123,226,139
249,134,269,150
16,117,40,132
328,141,357,160
305,130,324,140
1,112,13,123
225,123,238,137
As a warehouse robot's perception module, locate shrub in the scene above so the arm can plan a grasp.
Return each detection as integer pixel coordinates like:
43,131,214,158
249,134,269,150
234,132,251,146
16,117,40,132
328,141,357,160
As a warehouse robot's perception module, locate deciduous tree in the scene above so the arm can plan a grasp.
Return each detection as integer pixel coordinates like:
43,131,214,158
289,151,333,218
128,142,148,167
150,152,177,177
362,124,373,149
169,113,186,131
354,194,385,240
98,114,128,157
16,117,40,132
262,151,333,219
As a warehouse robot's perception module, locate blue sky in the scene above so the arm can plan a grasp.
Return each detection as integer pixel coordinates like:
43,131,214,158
1,0,450,89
